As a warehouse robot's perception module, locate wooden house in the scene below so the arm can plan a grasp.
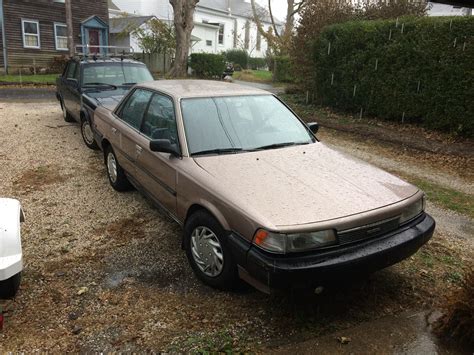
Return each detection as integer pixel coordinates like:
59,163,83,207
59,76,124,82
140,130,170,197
0,0,109,73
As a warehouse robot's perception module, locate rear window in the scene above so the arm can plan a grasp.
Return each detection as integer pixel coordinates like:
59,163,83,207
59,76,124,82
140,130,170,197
82,64,153,86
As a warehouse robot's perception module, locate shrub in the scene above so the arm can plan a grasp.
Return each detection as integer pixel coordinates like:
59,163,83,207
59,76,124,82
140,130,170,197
313,16,474,137
49,55,69,74
189,53,225,78
223,49,248,69
248,57,267,70
273,56,293,83
291,0,427,90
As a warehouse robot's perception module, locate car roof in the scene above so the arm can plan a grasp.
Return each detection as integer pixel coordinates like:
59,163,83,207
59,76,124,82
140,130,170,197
138,80,270,99
76,58,146,66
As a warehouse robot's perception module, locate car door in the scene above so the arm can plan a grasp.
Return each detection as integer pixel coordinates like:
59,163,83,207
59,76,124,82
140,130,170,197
134,92,179,215
62,61,81,119
111,88,153,179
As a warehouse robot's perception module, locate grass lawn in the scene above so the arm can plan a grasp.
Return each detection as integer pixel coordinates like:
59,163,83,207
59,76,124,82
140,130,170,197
233,69,272,83
409,178,474,219
0,73,59,85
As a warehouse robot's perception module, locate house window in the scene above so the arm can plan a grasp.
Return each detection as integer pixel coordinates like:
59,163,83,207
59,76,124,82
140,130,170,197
22,19,40,49
256,31,261,51
218,24,224,45
54,23,68,51
206,40,212,46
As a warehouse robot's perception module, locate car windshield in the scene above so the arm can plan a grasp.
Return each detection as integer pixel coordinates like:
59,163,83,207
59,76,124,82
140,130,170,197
82,64,153,87
181,95,314,155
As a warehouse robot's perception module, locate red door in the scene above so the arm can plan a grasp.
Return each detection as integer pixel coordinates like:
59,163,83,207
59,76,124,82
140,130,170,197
88,29,100,53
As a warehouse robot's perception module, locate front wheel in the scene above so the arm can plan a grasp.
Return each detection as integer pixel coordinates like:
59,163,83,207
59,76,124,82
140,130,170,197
105,146,132,191
81,118,99,150
60,99,74,123
184,211,238,290
0,272,21,299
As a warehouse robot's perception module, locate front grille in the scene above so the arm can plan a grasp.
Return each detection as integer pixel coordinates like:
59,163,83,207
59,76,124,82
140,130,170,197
337,217,400,245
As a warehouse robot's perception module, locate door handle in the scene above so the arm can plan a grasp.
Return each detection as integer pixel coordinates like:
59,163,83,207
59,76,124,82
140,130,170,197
111,127,118,134
136,145,143,154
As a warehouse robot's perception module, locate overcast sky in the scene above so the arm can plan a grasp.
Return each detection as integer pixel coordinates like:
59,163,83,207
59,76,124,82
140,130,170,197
255,0,287,21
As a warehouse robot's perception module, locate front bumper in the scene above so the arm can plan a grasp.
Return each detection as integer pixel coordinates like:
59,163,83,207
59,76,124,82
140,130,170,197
0,255,22,281
230,213,435,293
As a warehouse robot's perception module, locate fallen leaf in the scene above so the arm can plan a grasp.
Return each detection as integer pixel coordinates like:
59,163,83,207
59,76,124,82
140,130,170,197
77,287,88,296
337,336,351,344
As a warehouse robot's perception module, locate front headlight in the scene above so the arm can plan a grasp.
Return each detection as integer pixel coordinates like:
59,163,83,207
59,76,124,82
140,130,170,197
253,229,337,253
399,196,425,224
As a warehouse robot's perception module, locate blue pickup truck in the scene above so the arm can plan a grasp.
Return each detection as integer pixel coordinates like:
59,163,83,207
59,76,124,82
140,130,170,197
56,57,153,149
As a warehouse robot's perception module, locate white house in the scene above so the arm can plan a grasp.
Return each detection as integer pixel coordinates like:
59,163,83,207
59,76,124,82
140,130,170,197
109,0,279,58
428,2,473,16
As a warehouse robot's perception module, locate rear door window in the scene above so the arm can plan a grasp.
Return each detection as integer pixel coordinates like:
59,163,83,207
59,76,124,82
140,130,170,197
117,89,153,130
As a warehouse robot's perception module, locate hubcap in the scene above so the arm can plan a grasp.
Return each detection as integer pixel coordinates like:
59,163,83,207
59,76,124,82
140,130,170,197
107,152,118,183
191,226,224,277
82,121,94,145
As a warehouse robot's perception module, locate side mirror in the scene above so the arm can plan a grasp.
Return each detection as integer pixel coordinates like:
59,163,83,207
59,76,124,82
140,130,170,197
308,122,319,134
150,139,180,157
67,78,78,88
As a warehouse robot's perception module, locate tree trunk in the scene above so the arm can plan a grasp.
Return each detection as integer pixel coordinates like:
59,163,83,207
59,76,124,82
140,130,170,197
169,0,199,78
65,0,74,57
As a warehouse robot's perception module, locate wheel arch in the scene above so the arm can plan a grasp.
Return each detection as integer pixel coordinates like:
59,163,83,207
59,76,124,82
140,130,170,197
184,203,231,232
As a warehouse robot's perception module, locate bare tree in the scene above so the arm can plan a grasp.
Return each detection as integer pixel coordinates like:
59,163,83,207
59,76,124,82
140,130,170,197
251,0,307,54
169,0,199,77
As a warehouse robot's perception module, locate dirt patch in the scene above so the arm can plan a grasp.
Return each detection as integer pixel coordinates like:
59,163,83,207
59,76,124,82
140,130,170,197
12,165,69,194
94,214,149,242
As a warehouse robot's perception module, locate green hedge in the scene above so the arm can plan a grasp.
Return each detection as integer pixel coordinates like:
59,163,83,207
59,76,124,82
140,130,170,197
273,56,293,83
190,53,225,78
313,17,474,136
223,49,248,69
248,57,267,70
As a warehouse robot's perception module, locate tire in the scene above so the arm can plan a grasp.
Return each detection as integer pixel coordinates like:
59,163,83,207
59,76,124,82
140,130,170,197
60,99,75,123
0,272,21,299
81,118,99,150
105,146,132,191
184,210,238,290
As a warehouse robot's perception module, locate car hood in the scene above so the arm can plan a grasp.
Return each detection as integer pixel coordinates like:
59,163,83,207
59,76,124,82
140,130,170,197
194,143,419,227
83,89,128,111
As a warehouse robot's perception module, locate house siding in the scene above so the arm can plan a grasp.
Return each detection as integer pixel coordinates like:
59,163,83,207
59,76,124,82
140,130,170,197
2,0,108,72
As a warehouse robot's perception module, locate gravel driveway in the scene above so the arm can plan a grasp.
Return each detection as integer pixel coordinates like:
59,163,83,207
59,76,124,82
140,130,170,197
0,100,471,352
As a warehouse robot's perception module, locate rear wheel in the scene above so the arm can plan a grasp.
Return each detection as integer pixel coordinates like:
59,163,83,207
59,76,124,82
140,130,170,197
0,272,21,299
184,211,238,290
105,146,132,191
81,118,99,150
60,99,74,123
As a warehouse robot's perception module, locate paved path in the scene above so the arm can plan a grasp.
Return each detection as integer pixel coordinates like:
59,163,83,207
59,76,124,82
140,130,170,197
0,87,56,102
272,311,468,354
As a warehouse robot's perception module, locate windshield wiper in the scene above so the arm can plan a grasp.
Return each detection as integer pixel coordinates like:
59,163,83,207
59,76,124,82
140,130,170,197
83,82,118,90
121,82,137,86
252,142,310,151
192,148,244,156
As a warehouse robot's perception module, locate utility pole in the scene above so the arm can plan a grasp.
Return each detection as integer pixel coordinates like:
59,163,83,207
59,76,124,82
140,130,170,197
65,0,74,56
